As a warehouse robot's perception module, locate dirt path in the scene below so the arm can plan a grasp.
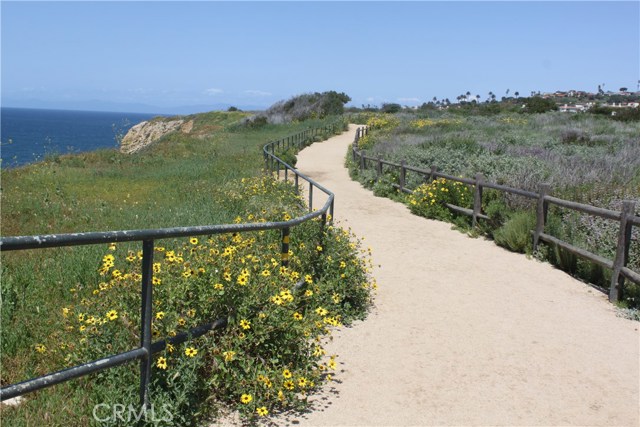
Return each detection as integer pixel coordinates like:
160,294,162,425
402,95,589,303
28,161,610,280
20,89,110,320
282,125,639,426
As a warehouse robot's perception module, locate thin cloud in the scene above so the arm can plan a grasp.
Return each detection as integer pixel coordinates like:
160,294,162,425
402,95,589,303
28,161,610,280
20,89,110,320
204,88,224,95
398,97,421,103
244,90,272,97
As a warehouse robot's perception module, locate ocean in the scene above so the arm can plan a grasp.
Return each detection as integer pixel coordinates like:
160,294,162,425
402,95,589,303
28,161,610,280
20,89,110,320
1,107,160,168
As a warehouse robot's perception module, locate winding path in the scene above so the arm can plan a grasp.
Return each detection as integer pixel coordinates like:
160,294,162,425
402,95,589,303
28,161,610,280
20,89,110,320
283,125,639,426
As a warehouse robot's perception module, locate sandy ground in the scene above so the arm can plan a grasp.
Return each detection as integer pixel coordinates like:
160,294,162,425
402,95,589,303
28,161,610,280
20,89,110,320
270,125,639,427
211,125,639,427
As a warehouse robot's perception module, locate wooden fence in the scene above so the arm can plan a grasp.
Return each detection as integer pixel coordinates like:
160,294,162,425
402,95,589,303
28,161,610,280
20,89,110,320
352,127,640,302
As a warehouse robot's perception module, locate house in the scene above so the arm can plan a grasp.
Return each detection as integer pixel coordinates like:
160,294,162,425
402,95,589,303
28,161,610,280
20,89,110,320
558,104,588,113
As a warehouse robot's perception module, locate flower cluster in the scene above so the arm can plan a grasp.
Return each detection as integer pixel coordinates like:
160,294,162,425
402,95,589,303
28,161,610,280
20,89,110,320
407,177,472,221
410,118,464,128
499,116,528,126
37,177,374,423
366,115,399,130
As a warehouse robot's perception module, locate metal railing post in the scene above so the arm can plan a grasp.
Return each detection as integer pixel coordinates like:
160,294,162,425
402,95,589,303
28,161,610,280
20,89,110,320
281,227,290,268
330,199,334,222
308,182,314,212
139,239,154,409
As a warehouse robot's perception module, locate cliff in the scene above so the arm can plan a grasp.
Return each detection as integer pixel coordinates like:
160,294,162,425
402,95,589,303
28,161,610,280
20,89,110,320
120,118,194,154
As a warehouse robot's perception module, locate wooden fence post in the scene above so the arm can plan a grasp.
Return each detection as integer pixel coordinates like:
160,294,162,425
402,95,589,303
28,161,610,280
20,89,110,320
610,201,636,302
429,165,437,182
360,150,366,171
376,157,382,179
400,161,406,191
473,173,484,227
533,183,551,251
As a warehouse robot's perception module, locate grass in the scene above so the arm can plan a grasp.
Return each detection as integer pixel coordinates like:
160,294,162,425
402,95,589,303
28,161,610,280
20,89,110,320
0,114,371,425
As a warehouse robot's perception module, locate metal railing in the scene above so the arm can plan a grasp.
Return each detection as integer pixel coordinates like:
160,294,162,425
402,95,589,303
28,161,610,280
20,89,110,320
352,126,639,302
0,123,340,407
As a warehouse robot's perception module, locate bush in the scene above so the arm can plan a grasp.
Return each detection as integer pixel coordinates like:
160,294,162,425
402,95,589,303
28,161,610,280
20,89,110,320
493,211,536,253
613,107,640,122
380,103,402,114
407,178,472,222
560,129,591,145
278,148,297,167
372,175,399,199
523,96,558,113
246,92,351,125
365,114,399,130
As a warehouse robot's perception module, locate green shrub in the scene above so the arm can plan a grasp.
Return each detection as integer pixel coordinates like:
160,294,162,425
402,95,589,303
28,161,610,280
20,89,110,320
613,107,640,122
493,211,536,253
278,148,297,167
523,96,558,113
380,103,402,114
372,175,399,199
407,178,472,222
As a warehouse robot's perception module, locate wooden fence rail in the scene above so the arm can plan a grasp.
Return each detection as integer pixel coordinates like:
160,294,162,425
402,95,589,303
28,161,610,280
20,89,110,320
352,127,639,302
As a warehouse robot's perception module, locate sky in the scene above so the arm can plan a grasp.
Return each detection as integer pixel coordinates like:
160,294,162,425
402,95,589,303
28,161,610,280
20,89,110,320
2,1,639,114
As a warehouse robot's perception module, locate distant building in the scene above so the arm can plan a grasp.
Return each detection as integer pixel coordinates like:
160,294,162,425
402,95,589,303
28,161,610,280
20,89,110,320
607,102,639,108
558,104,587,113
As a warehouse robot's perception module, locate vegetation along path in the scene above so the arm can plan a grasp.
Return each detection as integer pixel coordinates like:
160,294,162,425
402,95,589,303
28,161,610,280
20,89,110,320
282,125,639,426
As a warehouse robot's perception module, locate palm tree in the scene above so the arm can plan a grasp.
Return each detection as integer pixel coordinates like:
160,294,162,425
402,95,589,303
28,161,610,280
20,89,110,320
514,91,519,99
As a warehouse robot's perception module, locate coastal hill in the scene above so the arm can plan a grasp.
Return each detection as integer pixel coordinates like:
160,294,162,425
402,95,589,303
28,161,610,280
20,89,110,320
119,91,351,153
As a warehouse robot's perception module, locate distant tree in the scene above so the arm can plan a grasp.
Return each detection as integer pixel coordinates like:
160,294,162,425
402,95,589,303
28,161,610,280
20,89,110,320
227,106,240,112
245,90,351,126
419,102,436,111
319,91,351,116
620,87,628,92
381,103,402,113
514,91,519,98
523,96,557,113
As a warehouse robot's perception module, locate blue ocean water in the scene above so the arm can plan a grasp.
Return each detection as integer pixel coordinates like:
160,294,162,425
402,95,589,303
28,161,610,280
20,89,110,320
1,107,159,168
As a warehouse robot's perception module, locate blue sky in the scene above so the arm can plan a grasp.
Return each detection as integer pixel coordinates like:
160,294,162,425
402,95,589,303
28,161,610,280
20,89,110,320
2,1,639,114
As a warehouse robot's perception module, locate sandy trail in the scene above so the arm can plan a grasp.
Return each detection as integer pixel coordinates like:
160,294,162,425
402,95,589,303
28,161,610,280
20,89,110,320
279,125,639,426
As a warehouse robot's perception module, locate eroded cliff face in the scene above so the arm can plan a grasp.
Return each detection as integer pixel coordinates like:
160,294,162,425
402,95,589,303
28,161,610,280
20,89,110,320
120,119,194,153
